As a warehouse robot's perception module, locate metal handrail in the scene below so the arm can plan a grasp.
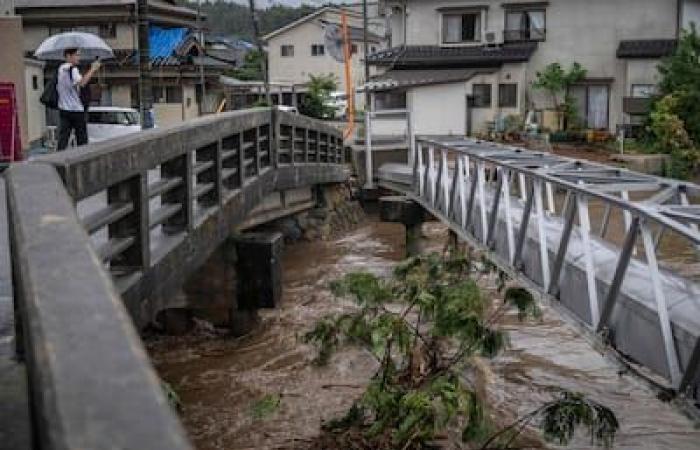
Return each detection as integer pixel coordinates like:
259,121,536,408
396,136,700,396
417,136,700,244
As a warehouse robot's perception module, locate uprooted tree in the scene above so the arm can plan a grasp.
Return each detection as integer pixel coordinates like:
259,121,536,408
304,251,618,449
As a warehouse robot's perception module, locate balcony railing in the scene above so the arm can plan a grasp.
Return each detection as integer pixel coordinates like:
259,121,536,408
504,27,546,42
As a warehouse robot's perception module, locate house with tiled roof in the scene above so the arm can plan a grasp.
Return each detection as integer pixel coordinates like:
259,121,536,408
368,0,700,137
263,6,387,108
15,0,233,127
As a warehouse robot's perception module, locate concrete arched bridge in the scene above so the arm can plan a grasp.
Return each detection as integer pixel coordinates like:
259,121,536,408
378,136,700,404
0,109,347,449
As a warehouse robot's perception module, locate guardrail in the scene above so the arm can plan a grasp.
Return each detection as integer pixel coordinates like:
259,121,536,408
3,108,346,449
381,136,700,399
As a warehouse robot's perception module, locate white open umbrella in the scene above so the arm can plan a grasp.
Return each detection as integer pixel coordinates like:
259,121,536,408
34,32,114,61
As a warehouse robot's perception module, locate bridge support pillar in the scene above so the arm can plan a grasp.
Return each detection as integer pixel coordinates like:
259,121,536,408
379,196,425,257
230,232,284,336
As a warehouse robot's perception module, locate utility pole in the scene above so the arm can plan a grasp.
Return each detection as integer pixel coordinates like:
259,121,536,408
136,0,153,128
248,0,271,106
363,0,373,189
197,0,207,114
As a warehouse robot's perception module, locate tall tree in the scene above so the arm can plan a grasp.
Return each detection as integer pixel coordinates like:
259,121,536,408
179,1,318,41
657,24,700,144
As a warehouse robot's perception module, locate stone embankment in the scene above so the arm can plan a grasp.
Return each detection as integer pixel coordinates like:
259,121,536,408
264,183,366,242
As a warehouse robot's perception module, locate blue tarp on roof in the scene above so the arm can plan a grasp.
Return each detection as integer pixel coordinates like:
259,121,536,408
149,25,189,60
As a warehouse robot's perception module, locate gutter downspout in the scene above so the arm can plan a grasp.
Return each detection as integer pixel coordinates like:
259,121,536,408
403,0,407,46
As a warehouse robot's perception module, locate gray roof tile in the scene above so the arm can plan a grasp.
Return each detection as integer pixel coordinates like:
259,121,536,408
367,43,537,68
617,39,677,58
366,68,495,91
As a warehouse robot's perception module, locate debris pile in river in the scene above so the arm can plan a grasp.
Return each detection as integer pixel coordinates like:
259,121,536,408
302,252,618,449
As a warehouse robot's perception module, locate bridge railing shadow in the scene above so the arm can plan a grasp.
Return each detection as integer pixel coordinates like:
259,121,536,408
381,135,700,401
3,108,346,449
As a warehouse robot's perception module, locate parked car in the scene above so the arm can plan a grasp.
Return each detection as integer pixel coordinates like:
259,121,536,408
276,105,299,114
87,107,142,143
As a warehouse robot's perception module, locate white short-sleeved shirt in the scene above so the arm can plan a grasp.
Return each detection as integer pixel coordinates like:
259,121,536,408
57,63,84,112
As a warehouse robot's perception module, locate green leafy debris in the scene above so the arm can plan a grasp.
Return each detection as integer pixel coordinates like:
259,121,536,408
250,393,281,420
303,251,617,449
161,381,182,411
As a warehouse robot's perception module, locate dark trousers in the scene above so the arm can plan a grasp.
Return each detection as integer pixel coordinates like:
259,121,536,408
57,110,88,151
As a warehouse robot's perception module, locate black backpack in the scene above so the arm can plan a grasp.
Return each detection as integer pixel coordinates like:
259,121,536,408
39,67,59,110
40,66,92,111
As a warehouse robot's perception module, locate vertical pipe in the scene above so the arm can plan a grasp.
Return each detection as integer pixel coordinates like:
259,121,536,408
248,0,270,105
197,0,206,114
363,0,373,189
136,0,153,129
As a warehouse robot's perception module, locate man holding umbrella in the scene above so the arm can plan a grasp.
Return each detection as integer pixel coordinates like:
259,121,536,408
56,49,101,150
35,31,114,150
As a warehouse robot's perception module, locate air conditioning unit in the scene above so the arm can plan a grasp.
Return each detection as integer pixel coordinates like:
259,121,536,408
485,31,497,45
1,0,15,15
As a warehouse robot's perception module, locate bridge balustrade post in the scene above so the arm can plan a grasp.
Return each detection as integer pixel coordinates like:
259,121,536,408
335,136,342,163
161,154,193,234
319,132,326,163
215,139,224,205
273,111,281,168
239,133,247,187
255,126,262,175
195,143,221,207
107,173,150,273
312,130,319,163
289,125,296,166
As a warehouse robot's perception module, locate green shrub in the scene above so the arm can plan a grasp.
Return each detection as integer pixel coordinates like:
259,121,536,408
299,74,338,119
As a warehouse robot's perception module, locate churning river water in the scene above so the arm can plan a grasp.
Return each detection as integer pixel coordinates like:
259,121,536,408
147,219,700,450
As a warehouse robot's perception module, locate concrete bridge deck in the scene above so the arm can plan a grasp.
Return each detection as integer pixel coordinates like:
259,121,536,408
378,136,700,400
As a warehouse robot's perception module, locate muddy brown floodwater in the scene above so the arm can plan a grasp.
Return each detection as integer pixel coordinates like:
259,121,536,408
147,219,700,450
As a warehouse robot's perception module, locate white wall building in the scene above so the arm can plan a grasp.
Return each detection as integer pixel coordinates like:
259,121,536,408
264,6,386,106
368,0,700,137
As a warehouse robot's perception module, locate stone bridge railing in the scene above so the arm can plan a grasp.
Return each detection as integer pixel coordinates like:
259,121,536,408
3,108,346,449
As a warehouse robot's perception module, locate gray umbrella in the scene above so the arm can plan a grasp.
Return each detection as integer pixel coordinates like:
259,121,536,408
34,32,115,61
